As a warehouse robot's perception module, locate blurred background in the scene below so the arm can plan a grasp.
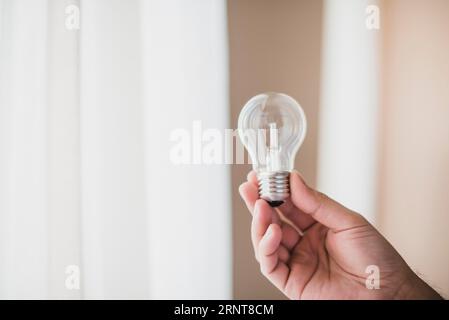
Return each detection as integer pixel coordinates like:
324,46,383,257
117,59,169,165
0,0,448,299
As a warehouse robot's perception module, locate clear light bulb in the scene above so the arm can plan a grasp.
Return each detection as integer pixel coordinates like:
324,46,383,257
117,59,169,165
238,92,307,207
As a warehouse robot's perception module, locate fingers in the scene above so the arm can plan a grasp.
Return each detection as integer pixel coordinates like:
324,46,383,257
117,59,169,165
247,170,258,185
276,200,316,231
250,200,283,258
239,181,258,214
259,224,282,263
251,201,291,291
251,200,273,260
278,245,290,263
281,223,300,250
290,171,368,232
258,223,290,291
238,171,259,215
249,201,301,262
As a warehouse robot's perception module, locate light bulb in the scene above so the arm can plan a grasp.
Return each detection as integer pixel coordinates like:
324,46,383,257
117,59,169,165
238,92,307,207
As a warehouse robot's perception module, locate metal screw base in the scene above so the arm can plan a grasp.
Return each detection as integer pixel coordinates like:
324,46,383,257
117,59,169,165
258,171,290,206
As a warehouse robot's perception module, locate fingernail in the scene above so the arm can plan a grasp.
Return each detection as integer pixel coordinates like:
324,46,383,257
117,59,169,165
238,183,245,196
292,170,306,183
266,225,273,236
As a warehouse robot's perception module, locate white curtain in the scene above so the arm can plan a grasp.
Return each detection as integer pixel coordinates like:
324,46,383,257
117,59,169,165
0,0,231,299
318,0,381,224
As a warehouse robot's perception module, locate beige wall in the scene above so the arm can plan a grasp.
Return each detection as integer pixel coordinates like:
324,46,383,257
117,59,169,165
229,0,449,299
379,0,449,297
228,0,323,299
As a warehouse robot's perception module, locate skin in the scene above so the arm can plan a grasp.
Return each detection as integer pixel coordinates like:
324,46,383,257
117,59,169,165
239,170,442,300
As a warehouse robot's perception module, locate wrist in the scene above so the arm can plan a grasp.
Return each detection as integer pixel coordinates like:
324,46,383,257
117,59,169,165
395,271,442,300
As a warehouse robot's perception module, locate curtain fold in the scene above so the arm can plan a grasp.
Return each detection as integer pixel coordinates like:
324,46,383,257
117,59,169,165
80,0,149,299
318,0,381,223
141,0,231,299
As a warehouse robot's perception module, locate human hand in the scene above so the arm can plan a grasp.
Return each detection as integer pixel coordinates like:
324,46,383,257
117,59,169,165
239,170,441,300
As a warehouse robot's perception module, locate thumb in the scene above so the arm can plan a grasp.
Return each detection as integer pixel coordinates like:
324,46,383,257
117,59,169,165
290,171,367,231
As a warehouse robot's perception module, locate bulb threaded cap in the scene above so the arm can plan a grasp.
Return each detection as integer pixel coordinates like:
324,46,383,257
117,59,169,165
258,171,290,205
